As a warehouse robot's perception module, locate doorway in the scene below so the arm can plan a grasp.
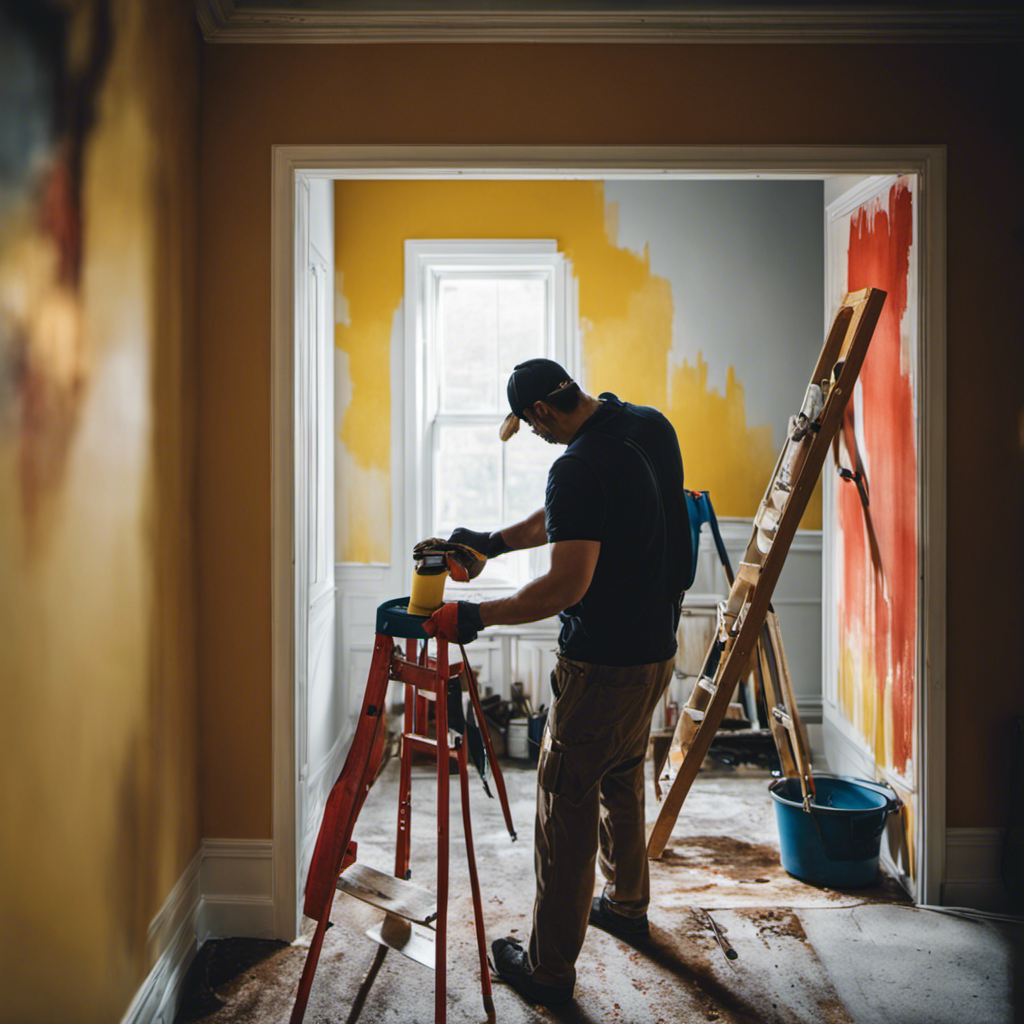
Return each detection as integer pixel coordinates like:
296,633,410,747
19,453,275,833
271,146,946,941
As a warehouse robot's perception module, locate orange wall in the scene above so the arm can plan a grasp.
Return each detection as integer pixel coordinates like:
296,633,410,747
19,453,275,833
198,42,1023,835
0,2,201,1020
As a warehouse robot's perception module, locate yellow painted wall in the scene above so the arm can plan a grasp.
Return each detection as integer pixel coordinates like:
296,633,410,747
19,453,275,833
334,179,808,562
0,2,200,1020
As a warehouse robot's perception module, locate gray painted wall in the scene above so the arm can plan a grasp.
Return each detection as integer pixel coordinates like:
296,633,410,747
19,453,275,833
606,179,824,447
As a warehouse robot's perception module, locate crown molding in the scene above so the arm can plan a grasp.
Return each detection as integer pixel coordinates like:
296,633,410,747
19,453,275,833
196,2,1023,45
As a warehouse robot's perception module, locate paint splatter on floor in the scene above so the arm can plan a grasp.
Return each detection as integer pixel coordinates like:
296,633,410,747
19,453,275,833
175,765,957,1024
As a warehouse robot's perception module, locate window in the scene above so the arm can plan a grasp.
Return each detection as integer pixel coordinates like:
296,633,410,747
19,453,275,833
405,240,578,590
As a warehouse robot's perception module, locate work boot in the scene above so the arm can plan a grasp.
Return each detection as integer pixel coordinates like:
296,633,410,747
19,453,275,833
490,937,574,1007
588,895,650,943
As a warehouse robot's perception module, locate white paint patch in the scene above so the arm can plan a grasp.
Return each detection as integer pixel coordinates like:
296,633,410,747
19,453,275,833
335,445,390,563
334,268,351,327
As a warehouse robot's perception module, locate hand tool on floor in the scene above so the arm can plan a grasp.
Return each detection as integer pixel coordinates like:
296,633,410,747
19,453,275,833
290,591,516,1024
648,287,886,860
701,908,738,961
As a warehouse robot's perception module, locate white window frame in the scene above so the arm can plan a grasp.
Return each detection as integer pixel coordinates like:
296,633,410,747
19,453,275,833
403,239,580,591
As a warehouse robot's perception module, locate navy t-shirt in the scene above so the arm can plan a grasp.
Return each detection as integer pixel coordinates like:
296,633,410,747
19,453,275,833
545,393,690,665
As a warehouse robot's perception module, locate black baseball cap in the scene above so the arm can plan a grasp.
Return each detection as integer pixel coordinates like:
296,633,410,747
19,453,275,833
500,358,575,441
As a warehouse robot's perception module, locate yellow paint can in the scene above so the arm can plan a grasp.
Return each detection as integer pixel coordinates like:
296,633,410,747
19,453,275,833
407,567,448,616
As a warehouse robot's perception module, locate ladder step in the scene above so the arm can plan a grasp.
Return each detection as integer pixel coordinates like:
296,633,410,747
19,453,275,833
736,560,763,585
366,913,436,969
404,734,459,759
337,862,438,925
772,706,794,730
755,502,781,533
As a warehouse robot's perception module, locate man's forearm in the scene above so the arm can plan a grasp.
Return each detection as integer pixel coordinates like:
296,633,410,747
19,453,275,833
496,508,547,551
479,571,574,627
478,538,599,627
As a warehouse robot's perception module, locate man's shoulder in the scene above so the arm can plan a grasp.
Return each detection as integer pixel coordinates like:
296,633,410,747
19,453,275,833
598,392,670,424
595,393,676,444
549,448,598,480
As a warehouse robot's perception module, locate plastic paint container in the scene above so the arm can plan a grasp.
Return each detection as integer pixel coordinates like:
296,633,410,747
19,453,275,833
506,719,530,760
769,774,902,888
407,567,448,616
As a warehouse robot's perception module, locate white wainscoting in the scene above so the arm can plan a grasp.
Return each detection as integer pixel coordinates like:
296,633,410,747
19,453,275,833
336,519,824,729
300,723,353,886
685,517,824,725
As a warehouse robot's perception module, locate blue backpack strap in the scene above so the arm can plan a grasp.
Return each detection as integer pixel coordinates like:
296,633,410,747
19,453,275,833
684,490,734,589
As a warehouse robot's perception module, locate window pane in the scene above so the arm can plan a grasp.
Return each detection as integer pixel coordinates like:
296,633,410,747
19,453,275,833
498,278,548,382
439,279,497,413
505,427,558,524
435,423,501,534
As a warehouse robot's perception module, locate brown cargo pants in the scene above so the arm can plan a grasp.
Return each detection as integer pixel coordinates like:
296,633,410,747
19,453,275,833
527,654,675,989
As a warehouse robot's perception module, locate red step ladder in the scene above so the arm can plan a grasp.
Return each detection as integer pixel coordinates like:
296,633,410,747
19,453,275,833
290,599,515,1024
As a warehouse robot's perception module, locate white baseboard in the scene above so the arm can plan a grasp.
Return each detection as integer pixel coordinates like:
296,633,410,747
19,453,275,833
120,838,277,1024
943,828,1012,912
198,838,276,942
120,849,202,1024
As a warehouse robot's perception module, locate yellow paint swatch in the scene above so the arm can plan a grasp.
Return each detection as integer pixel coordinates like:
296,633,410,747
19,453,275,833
334,180,822,562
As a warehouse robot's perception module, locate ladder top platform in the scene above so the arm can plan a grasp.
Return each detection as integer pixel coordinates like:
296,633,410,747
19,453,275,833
377,597,431,639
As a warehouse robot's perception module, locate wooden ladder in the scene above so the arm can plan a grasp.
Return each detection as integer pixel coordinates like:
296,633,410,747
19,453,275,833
290,611,515,1024
648,287,886,860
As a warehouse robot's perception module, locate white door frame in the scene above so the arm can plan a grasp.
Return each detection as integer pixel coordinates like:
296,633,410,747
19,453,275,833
271,144,946,938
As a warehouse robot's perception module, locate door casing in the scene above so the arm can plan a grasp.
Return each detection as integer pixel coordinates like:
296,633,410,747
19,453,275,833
271,145,946,938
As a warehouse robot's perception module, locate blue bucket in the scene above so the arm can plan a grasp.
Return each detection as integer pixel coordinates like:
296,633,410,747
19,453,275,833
769,774,902,888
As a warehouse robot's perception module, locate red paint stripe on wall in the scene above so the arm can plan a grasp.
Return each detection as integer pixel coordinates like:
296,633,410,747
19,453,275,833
839,178,917,775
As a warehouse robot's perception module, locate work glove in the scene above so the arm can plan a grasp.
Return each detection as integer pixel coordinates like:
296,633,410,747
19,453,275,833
413,536,489,582
448,527,513,559
422,601,484,644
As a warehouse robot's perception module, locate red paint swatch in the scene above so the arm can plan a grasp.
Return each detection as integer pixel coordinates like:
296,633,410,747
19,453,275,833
838,179,917,774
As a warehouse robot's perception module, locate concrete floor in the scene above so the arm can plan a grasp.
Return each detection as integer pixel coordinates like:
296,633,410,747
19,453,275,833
182,760,1021,1024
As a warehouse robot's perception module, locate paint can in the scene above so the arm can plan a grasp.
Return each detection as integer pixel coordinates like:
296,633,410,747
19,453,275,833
769,774,902,887
506,719,529,760
407,566,448,616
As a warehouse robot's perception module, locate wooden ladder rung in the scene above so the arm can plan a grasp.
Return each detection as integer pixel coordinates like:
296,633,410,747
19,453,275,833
771,706,794,730
404,734,459,759
337,862,438,925
735,561,762,586
366,914,437,969
754,503,781,532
